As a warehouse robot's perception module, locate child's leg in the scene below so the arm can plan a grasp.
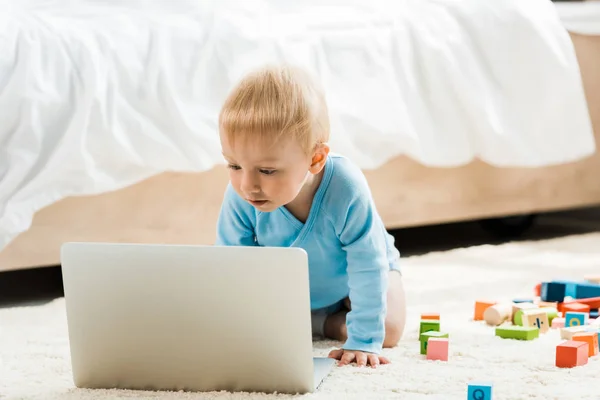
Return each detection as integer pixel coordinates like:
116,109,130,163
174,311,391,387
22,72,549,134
323,270,407,348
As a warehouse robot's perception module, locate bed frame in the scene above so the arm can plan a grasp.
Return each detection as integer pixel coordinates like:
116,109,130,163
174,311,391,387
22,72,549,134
1,32,599,272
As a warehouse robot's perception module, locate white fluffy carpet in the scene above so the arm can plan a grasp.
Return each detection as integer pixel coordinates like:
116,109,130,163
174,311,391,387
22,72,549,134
2,233,600,400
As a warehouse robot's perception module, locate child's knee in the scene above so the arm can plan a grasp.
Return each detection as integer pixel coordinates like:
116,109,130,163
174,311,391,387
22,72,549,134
383,318,405,348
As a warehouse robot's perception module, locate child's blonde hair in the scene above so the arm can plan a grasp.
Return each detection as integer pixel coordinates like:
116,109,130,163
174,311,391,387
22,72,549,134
218,65,330,154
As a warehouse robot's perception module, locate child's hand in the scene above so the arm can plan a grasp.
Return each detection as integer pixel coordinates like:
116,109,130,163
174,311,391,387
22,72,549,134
328,348,390,368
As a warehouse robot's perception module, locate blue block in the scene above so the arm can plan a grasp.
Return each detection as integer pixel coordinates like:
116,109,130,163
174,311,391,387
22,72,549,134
591,309,599,319
512,298,534,304
541,282,566,302
468,381,493,400
551,280,580,298
565,311,588,327
575,283,600,299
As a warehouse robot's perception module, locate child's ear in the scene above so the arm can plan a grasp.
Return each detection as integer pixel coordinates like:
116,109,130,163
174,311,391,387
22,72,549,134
309,143,330,174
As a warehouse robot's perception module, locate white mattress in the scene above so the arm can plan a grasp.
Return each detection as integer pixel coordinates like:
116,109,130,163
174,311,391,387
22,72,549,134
0,0,597,251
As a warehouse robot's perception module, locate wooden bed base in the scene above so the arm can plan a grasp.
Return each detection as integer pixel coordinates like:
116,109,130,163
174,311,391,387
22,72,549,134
1,32,599,272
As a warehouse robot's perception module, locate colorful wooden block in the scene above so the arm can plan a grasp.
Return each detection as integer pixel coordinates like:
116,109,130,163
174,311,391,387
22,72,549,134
421,313,440,321
551,280,580,298
584,327,600,352
551,317,565,329
467,381,493,400
563,302,591,314
541,282,566,303
572,332,599,357
426,338,449,361
575,282,600,299
565,311,588,327
534,282,541,296
561,297,600,312
512,303,537,325
556,340,589,368
512,298,534,304
419,320,440,336
560,326,588,340
474,301,496,321
521,309,550,333
495,326,539,340
584,275,600,284
590,309,599,319
420,331,448,355
539,301,558,309
483,303,512,326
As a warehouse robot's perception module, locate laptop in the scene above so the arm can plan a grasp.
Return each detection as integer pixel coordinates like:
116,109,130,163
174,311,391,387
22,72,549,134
60,242,334,394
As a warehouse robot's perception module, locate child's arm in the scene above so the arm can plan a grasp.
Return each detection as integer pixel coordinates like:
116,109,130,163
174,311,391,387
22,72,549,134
215,184,257,246
337,191,389,355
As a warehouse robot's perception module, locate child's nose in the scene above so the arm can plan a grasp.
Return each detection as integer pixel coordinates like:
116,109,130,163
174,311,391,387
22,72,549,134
241,173,260,194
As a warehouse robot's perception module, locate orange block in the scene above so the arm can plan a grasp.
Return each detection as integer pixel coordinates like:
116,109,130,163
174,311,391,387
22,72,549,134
563,302,591,314
474,301,496,321
556,340,589,368
534,282,541,297
421,313,440,321
572,332,599,357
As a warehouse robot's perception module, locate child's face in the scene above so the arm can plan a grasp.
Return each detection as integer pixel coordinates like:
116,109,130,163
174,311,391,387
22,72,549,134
220,134,321,212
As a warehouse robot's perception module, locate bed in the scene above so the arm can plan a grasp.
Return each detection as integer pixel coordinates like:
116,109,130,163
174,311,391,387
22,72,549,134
1,0,599,271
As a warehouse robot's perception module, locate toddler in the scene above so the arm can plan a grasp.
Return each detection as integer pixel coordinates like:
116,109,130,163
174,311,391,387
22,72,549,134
215,65,406,368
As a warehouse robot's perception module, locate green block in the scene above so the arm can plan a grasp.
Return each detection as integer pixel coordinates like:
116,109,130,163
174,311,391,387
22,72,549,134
539,307,558,324
495,326,539,340
420,331,449,355
419,320,440,336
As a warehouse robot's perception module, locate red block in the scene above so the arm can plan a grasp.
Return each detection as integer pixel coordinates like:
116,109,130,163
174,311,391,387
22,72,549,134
563,302,591,314
556,340,589,368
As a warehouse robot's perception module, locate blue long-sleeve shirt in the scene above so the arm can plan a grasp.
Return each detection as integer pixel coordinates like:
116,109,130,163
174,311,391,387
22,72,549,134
215,154,400,354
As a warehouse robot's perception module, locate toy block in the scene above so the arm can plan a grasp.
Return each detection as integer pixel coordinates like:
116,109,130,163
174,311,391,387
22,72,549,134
563,302,591,314
565,312,588,327
521,309,550,333
591,309,599,319
534,282,541,296
483,303,512,326
419,320,440,336
584,275,600,284
495,326,539,340
539,301,558,309
512,303,537,325
552,280,580,298
420,331,448,355
539,306,559,324
421,313,440,321
474,300,496,321
572,332,599,357
426,338,449,361
556,340,589,368
512,298,534,304
584,328,600,352
540,282,566,303
560,326,588,340
467,381,493,400
552,317,565,329
562,297,600,312
575,282,600,299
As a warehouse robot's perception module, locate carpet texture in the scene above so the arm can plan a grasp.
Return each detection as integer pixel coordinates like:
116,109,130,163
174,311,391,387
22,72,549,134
2,233,600,400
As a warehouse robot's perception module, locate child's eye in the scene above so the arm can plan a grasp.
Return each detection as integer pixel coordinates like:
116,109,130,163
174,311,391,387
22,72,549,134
227,164,241,171
260,169,276,175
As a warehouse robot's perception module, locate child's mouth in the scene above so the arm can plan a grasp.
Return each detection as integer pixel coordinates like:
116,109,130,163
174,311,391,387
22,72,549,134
248,199,268,207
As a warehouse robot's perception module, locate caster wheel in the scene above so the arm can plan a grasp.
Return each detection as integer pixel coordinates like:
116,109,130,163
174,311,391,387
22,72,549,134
478,214,537,239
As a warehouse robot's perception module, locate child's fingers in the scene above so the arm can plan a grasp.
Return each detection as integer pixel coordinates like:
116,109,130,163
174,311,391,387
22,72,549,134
328,349,344,360
367,354,380,368
339,351,355,366
356,352,367,367
379,355,391,364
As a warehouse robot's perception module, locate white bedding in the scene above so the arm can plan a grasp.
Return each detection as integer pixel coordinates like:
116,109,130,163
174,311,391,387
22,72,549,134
0,0,596,251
